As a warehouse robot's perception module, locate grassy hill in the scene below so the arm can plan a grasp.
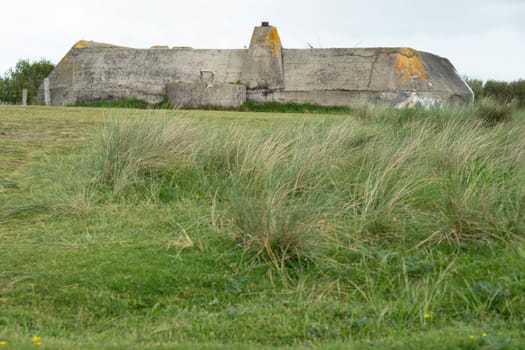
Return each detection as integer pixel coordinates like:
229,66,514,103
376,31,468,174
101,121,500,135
1,105,524,349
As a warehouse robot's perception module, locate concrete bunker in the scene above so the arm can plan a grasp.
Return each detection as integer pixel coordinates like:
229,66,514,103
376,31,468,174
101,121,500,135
38,22,473,108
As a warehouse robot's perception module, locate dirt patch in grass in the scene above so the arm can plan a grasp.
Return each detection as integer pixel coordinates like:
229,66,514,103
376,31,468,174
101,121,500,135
0,131,54,139
0,131,80,139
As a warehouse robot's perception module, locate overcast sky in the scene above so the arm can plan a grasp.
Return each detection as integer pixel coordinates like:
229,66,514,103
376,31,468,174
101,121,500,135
1,0,524,81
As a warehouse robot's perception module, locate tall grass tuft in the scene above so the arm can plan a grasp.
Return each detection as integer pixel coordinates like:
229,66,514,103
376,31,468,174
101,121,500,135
67,106,525,272
217,123,345,272
92,115,198,197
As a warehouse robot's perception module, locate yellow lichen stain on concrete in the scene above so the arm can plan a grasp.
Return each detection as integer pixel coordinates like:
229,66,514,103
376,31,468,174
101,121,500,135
72,40,124,49
250,26,282,56
73,40,90,49
395,48,426,81
266,27,281,56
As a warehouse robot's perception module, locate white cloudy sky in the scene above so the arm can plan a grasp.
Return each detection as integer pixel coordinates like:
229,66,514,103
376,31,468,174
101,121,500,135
1,0,524,81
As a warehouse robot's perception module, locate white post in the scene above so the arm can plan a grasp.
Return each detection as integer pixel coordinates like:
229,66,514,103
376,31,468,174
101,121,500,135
22,89,28,106
44,78,51,106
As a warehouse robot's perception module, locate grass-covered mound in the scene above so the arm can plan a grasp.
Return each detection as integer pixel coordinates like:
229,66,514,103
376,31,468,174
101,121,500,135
1,105,524,349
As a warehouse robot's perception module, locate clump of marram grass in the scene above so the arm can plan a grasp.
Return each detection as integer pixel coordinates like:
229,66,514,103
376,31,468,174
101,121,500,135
76,110,525,274
92,115,199,196
230,190,324,274
431,118,525,243
216,121,363,273
330,114,525,248
340,134,429,242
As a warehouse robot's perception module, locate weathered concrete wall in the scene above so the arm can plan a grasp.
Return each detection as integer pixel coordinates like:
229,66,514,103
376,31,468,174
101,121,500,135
39,24,473,108
283,48,375,91
38,42,246,105
247,47,472,106
167,81,246,108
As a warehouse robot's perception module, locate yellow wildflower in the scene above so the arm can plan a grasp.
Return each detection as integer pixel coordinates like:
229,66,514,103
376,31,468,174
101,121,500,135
482,332,487,337
0,340,8,347
31,336,41,343
469,335,475,340
424,313,431,319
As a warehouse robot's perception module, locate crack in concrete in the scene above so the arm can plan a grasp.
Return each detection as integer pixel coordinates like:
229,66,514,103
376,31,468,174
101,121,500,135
367,55,380,90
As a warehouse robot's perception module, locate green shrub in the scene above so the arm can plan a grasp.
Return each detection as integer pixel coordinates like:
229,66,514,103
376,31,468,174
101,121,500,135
239,101,353,114
464,78,525,106
464,77,484,100
508,79,525,106
484,80,510,102
0,58,54,104
475,97,515,127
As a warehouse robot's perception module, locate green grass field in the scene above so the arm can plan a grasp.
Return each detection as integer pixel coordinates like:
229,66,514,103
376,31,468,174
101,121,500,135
1,105,525,349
